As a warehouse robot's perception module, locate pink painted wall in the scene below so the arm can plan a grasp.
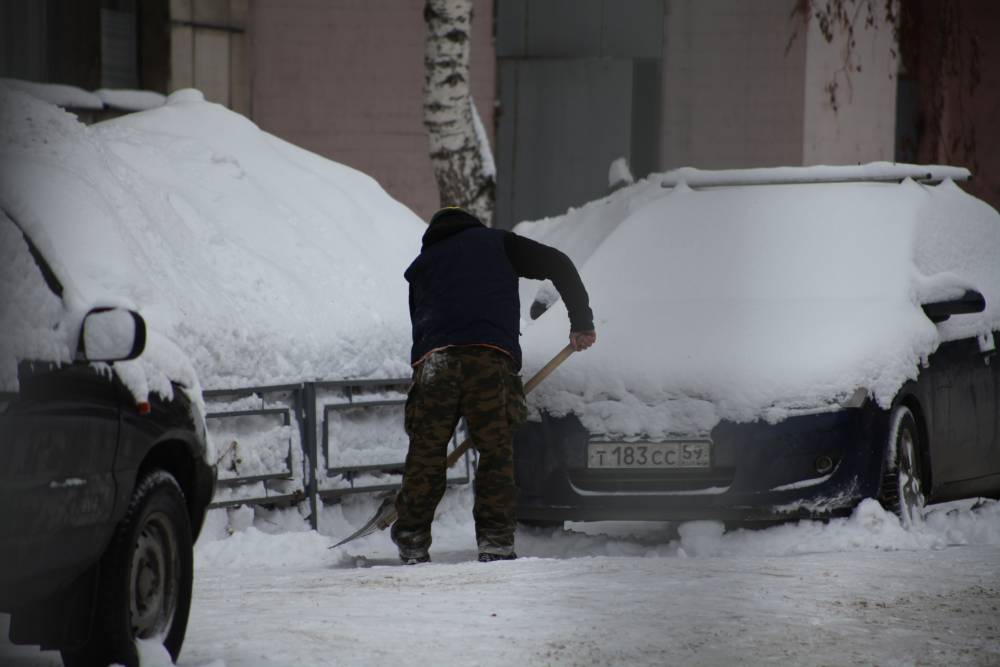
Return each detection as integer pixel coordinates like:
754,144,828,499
661,0,806,171
249,0,496,222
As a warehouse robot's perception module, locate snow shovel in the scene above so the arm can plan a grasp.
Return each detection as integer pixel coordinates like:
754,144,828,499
328,343,575,549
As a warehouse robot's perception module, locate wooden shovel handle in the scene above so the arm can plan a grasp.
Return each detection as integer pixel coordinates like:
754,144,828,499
523,343,575,394
444,343,575,467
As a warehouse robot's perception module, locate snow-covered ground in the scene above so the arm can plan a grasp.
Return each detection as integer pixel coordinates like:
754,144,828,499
4,491,998,666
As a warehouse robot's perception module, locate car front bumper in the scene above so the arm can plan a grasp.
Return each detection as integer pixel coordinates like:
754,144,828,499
513,405,891,522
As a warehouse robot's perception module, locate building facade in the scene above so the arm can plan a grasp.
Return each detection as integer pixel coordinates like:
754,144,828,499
1,0,996,226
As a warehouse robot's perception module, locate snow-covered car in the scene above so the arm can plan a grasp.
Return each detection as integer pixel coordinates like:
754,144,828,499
0,79,424,663
0,211,215,666
514,164,1000,527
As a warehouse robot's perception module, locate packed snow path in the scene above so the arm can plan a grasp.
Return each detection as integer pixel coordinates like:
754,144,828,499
179,495,1000,666
183,546,998,667
3,496,998,666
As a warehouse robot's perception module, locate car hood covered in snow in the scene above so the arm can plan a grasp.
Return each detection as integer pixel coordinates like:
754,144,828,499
0,85,424,400
517,167,1000,438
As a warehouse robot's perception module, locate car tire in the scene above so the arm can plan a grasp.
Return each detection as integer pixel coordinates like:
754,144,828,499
61,470,193,667
878,406,926,528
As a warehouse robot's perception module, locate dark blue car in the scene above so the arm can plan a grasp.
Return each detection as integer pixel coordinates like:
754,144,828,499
513,167,1000,527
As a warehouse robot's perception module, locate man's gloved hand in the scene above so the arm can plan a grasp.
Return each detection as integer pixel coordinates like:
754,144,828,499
569,329,597,351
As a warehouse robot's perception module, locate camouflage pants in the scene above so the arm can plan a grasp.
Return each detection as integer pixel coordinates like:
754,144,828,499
392,346,527,558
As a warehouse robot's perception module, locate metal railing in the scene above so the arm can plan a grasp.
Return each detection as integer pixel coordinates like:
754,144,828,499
203,379,472,529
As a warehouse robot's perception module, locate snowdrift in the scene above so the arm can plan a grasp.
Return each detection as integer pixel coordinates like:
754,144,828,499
0,85,424,396
516,166,1000,437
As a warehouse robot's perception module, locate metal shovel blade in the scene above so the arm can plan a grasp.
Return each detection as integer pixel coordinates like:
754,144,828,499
329,494,397,549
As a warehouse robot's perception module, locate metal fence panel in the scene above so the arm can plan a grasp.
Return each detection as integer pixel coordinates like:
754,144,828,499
204,378,473,529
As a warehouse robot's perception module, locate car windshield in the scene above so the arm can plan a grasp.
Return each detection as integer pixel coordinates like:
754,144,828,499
596,182,916,303
0,211,71,391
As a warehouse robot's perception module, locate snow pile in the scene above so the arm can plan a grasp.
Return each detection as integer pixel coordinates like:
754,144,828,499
516,167,1000,437
607,156,634,188
194,489,1000,568
912,179,1000,341
673,498,1000,557
0,77,103,109
1,77,166,111
0,84,424,398
94,88,166,111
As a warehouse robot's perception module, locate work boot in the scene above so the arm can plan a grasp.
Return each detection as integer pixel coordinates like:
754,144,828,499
392,523,432,565
401,553,431,565
478,551,517,563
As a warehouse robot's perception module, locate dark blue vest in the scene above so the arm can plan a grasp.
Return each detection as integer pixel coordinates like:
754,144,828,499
405,226,521,368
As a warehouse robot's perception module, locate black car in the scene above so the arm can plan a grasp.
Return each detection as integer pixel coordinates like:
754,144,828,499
513,169,1000,528
0,214,215,666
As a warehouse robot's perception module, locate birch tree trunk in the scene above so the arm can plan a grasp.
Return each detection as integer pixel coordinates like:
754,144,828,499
423,0,495,226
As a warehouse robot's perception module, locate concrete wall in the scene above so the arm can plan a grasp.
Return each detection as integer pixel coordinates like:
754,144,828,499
801,5,897,164
249,0,496,223
660,0,805,170
495,0,663,228
170,0,250,116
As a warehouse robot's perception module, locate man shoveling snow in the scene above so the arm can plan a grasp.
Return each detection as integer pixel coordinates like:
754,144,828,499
392,207,596,564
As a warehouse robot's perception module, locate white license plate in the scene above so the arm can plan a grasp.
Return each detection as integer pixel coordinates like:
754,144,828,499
587,441,711,469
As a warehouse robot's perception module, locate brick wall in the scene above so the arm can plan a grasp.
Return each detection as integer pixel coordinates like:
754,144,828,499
249,0,496,223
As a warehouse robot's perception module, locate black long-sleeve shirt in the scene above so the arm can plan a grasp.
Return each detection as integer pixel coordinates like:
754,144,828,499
503,232,594,332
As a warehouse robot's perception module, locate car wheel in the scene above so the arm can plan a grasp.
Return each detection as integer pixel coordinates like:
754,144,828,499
61,470,193,667
878,406,926,528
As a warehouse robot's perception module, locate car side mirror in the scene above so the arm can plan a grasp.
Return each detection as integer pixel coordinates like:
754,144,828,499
79,308,147,362
921,289,986,324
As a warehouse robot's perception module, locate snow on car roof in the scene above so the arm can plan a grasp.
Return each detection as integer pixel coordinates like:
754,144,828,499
0,85,423,397
517,170,1000,438
658,162,971,187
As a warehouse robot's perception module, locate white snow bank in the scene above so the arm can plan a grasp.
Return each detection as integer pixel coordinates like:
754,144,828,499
195,487,1000,568
0,78,103,109
608,156,634,188
94,87,166,111
0,84,423,397
1,77,166,112
674,498,1000,557
197,524,333,570
516,167,1000,437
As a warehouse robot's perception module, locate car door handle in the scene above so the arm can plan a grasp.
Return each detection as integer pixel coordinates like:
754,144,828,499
49,477,88,489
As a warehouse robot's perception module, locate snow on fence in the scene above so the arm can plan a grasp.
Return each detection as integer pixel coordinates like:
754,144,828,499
204,379,472,529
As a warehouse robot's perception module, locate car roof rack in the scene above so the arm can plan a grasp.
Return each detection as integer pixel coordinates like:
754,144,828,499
660,162,971,189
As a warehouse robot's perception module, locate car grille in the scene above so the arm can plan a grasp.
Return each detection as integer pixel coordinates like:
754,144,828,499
567,467,735,493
